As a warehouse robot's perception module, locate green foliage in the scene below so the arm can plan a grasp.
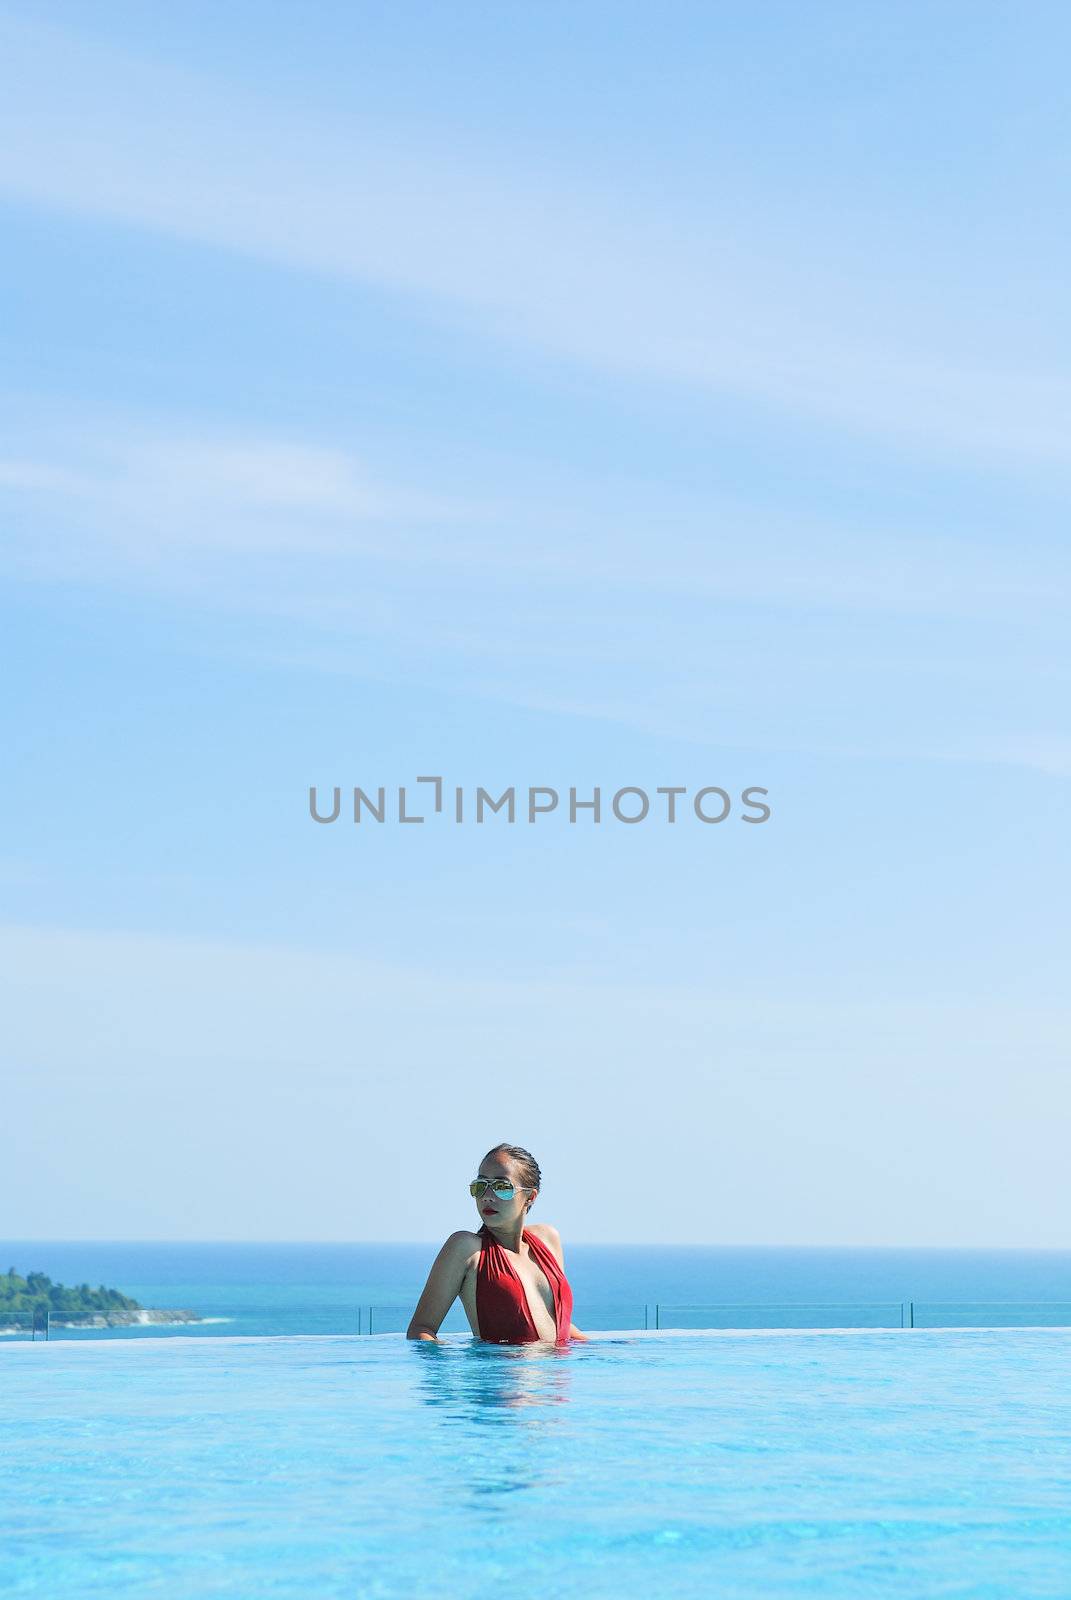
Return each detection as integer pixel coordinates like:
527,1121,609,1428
0,1268,142,1323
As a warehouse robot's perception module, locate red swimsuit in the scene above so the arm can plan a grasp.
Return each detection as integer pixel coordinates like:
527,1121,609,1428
475,1224,574,1344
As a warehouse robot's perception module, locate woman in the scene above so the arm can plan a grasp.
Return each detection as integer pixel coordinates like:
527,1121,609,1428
407,1143,587,1344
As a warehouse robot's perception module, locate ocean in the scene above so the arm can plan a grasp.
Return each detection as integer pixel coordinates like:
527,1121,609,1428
4,1241,1071,1338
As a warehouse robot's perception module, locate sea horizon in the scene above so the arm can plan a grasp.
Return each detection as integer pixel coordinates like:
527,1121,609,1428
6,1240,1071,1340
7,1237,1071,1249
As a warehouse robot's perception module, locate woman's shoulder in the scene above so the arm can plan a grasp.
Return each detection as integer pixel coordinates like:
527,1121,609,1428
525,1221,564,1263
442,1227,484,1260
526,1221,561,1244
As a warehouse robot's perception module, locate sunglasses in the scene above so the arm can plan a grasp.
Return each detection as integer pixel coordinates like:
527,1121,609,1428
469,1178,526,1200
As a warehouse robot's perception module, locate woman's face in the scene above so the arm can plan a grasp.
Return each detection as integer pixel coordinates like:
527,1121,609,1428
474,1154,532,1228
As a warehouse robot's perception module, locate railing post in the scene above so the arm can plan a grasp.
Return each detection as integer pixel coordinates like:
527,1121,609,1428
369,1305,373,1336
900,1302,904,1328
655,1303,660,1330
643,1303,648,1330
909,1301,914,1328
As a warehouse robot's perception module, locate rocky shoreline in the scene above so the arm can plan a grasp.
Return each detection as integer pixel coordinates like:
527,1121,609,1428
2,1307,202,1331
71,1307,202,1328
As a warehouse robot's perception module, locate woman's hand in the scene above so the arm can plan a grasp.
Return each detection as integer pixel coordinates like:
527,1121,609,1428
568,1323,589,1341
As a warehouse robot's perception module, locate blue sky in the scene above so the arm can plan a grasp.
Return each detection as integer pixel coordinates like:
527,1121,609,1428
2,3,1068,1244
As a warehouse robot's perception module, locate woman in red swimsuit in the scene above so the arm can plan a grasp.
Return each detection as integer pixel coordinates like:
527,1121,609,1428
407,1143,587,1345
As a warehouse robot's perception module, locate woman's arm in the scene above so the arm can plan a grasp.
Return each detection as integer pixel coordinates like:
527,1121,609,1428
405,1232,474,1341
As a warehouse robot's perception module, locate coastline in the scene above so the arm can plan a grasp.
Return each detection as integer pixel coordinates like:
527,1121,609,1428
0,1307,201,1334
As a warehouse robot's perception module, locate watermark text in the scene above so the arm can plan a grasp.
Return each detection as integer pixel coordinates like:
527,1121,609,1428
308,777,771,827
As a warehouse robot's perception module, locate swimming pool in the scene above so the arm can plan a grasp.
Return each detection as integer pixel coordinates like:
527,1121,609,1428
4,1328,1069,1597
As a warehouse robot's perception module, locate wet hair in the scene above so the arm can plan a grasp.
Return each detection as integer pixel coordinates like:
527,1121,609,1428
482,1143,541,1212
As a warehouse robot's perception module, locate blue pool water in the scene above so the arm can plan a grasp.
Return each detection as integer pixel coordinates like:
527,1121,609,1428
4,1328,1070,1598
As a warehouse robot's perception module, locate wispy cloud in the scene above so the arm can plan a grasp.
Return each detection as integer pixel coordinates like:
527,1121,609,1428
2,921,1068,1242
937,735,1071,779
4,412,1069,627
0,423,465,572
2,410,1068,772
3,16,1071,468
130,439,400,519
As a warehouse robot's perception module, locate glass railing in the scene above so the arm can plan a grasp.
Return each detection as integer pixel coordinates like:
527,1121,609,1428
0,1309,50,1339
364,1301,1071,1334
909,1301,1071,1328
358,1302,651,1334
648,1302,908,1330
6,1301,1071,1341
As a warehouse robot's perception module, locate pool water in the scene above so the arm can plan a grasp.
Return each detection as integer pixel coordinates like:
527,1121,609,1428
4,1328,1070,1598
